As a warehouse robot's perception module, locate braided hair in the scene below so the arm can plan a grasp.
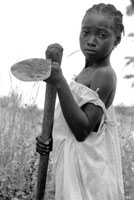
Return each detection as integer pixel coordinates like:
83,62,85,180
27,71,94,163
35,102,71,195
85,3,124,36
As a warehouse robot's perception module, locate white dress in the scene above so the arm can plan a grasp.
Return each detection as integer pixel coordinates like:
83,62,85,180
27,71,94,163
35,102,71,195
52,80,124,200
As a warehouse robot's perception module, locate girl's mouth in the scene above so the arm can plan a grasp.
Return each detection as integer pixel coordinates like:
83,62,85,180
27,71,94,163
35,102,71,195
84,49,96,53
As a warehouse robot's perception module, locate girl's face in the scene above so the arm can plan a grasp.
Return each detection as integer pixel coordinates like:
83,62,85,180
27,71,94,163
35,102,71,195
79,12,118,62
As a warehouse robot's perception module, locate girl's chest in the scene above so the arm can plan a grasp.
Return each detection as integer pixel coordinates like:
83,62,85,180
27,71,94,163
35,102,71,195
75,68,97,87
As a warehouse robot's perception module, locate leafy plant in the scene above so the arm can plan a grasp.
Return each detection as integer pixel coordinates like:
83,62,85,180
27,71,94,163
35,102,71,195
126,0,134,16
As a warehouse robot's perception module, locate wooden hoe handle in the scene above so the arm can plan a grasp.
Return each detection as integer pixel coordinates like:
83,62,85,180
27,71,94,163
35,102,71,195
36,44,63,200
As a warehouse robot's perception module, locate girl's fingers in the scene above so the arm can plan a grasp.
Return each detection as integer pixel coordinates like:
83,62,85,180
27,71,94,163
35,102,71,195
36,147,49,154
36,136,45,145
36,136,52,145
36,149,48,155
36,143,49,151
36,145,50,154
45,137,52,145
36,137,52,147
36,136,53,155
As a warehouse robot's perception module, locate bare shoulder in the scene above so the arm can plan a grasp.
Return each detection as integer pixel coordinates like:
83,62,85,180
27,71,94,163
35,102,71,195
97,66,116,85
90,66,117,107
91,66,116,88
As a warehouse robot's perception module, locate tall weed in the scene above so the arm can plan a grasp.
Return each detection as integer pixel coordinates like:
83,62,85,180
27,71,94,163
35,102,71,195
0,90,42,199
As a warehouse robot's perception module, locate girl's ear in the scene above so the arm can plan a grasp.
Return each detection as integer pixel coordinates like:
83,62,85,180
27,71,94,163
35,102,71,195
114,35,121,46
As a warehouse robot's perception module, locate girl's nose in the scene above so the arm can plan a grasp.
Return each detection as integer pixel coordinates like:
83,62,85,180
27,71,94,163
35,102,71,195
87,36,96,47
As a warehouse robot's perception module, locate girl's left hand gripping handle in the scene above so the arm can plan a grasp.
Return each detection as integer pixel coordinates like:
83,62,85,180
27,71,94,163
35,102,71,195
36,43,63,200
46,43,63,64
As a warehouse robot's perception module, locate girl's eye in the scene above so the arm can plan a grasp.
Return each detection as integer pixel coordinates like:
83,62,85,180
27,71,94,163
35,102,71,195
82,31,89,36
98,32,107,39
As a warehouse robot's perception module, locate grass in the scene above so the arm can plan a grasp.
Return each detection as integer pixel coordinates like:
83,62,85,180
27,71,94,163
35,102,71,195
0,90,134,200
115,106,134,200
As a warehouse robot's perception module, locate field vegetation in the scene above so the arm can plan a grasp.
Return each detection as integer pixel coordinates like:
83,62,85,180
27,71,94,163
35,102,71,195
0,90,134,200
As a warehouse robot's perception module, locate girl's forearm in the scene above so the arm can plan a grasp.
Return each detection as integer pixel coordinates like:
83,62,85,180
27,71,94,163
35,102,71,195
55,77,90,141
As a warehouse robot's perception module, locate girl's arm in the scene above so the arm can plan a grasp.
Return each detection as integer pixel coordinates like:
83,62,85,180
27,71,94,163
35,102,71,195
45,62,103,142
56,76,102,141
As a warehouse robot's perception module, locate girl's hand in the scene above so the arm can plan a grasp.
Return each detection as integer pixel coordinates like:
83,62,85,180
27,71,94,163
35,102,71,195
44,61,64,87
36,135,53,155
44,43,64,87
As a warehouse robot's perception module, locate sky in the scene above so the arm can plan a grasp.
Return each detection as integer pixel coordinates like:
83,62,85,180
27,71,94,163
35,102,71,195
0,0,134,108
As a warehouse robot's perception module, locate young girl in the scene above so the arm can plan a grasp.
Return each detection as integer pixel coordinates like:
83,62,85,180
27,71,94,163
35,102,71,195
36,3,125,200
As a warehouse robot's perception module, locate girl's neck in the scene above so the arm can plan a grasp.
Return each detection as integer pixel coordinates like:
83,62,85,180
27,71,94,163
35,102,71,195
85,57,111,68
